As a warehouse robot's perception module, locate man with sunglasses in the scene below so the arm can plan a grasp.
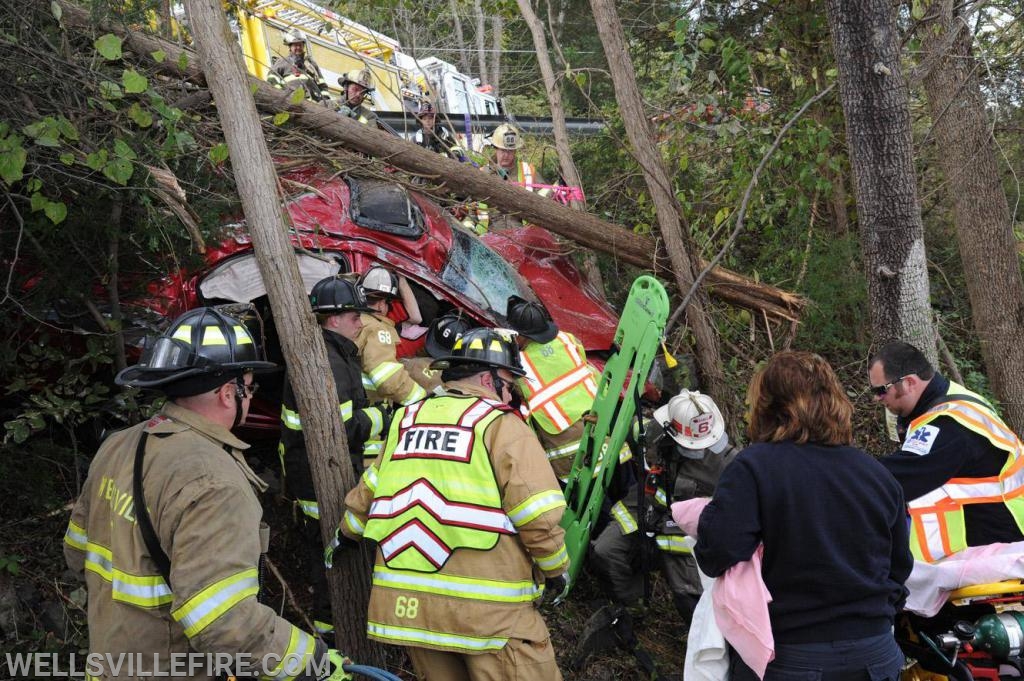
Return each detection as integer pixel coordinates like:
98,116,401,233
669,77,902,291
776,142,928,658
869,341,1024,562
64,307,351,680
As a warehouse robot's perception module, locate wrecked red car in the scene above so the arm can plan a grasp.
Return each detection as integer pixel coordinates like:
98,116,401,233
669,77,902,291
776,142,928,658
130,168,620,432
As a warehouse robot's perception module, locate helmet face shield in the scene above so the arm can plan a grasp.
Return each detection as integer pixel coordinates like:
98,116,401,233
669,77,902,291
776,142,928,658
142,336,199,371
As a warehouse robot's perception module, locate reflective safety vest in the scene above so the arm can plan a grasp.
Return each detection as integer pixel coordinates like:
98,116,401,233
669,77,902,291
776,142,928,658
519,332,599,435
516,162,553,199
907,382,1024,562
361,396,516,572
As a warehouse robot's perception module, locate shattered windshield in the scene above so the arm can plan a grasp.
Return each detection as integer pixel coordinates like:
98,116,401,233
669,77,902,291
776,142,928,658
440,229,535,321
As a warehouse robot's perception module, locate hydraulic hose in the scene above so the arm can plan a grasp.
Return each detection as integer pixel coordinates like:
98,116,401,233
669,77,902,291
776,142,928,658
342,662,404,681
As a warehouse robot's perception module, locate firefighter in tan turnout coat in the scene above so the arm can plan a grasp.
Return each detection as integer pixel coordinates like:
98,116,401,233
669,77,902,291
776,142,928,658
336,327,569,680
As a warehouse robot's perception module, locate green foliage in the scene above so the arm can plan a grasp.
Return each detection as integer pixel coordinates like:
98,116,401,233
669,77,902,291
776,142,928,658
0,553,24,576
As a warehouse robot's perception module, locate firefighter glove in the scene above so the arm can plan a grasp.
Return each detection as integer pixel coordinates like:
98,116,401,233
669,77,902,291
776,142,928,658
324,527,360,569
320,650,354,681
542,572,570,606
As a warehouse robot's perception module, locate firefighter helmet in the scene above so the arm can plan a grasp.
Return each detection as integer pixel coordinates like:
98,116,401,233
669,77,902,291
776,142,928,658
491,123,522,150
506,294,558,344
357,266,399,300
339,68,375,92
310,276,373,314
417,100,436,117
116,307,275,392
653,390,726,452
283,31,305,46
425,312,475,359
430,328,526,377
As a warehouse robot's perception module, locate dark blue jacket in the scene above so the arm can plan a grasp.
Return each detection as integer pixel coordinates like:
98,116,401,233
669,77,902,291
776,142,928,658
695,441,912,644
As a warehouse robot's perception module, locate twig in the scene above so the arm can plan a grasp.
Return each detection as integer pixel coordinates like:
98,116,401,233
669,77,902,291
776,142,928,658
667,83,836,334
263,555,316,634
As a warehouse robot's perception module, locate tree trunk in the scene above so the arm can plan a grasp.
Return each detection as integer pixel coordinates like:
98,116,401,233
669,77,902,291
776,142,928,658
182,0,380,663
57,0,804,325
588,0,729,410
490,14,503,94
473,0,487,82
823,0,937,363
918,0,1024,431
449,0,471,77
516,0,604,295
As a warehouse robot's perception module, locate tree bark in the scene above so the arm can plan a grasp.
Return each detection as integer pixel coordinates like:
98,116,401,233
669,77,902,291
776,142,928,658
516,0,604,295
823,0,937,363
57,0,804,325
490,14,503,94
473,0,487,82
587,0,729,409
182,0,380,663
449,0,472,76
918,0,1024,431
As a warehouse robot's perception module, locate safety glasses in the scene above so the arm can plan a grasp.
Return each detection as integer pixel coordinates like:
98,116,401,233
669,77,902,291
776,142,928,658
869,375,909,397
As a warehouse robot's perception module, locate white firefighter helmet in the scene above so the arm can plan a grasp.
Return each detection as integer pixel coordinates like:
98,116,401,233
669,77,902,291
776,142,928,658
339,68,375,93
653,389,725,451
282,31,305,46
491,123,522,150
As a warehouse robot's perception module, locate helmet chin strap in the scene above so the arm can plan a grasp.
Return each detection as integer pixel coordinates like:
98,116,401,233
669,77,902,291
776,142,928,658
489,369,523,411
231,376,245,430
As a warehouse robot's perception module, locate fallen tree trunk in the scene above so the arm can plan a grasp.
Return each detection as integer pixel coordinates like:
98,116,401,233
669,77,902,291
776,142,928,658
57,0,804,322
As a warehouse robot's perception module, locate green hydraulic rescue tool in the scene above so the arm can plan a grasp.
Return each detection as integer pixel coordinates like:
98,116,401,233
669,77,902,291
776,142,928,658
558,275,669,597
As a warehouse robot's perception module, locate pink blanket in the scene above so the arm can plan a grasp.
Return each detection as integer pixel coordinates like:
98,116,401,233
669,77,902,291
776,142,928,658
904,541,1024,616
673,497,775,679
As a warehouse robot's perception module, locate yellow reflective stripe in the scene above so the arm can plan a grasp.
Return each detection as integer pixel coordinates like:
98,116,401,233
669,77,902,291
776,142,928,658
369,361,403,387
281,405,302,431
171,568,260,638
112,571,174,608
656,535,693,554
172,325,192,342
545,440,580,462
339,400,354,422
233,325,253,345
343,510,365,537
202,326,227,346
372,566,539,602
535,544,569,572
362,406,382,435
401,382,428,405
261,625,316,681
654,488,668,507
364,440,383,457
368,621,508,652
362,374,374,390
507,490,566,527
362,465,379,493
314,620,334,634
65,520,87,551
298,499,320,520
611,501,638,535
82,543,173,607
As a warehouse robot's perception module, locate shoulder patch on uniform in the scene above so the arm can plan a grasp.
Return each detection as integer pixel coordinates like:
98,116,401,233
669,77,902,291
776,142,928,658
903,424,940,456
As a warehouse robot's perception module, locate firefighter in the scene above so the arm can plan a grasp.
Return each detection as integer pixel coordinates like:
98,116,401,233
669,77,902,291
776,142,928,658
589,390,739,623
334,327,569,680
870,341,1024,561
413,100,466,162
336,68,377,125
506,294,629,482
398,311,477,396
267,32,333,104
467,124,553,232
279,276,387,635
64,307,350,680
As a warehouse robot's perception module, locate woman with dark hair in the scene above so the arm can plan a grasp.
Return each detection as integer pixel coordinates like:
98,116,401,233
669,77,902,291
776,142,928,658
695,351,913,681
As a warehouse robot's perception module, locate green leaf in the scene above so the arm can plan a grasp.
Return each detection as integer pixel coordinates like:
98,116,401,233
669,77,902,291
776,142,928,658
713,207,731,227
273,112,290,126
288,86,306,105
174,131,196,151
177,51,189,71
113,138,137,160
51,1,62,20
911,0,925,20
99,80,123,100
27,178,41,192
122,69,148,94
30,192,47,212
94,34,123,60
128,102,153,128
85,149,108,171
56,116,79,141
208,143,229,165
151,50,166,63
574,72,587,88
698,37,715,52
103,158,134,185
59,152,75,165
44,200,67,224
0,141,27,184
